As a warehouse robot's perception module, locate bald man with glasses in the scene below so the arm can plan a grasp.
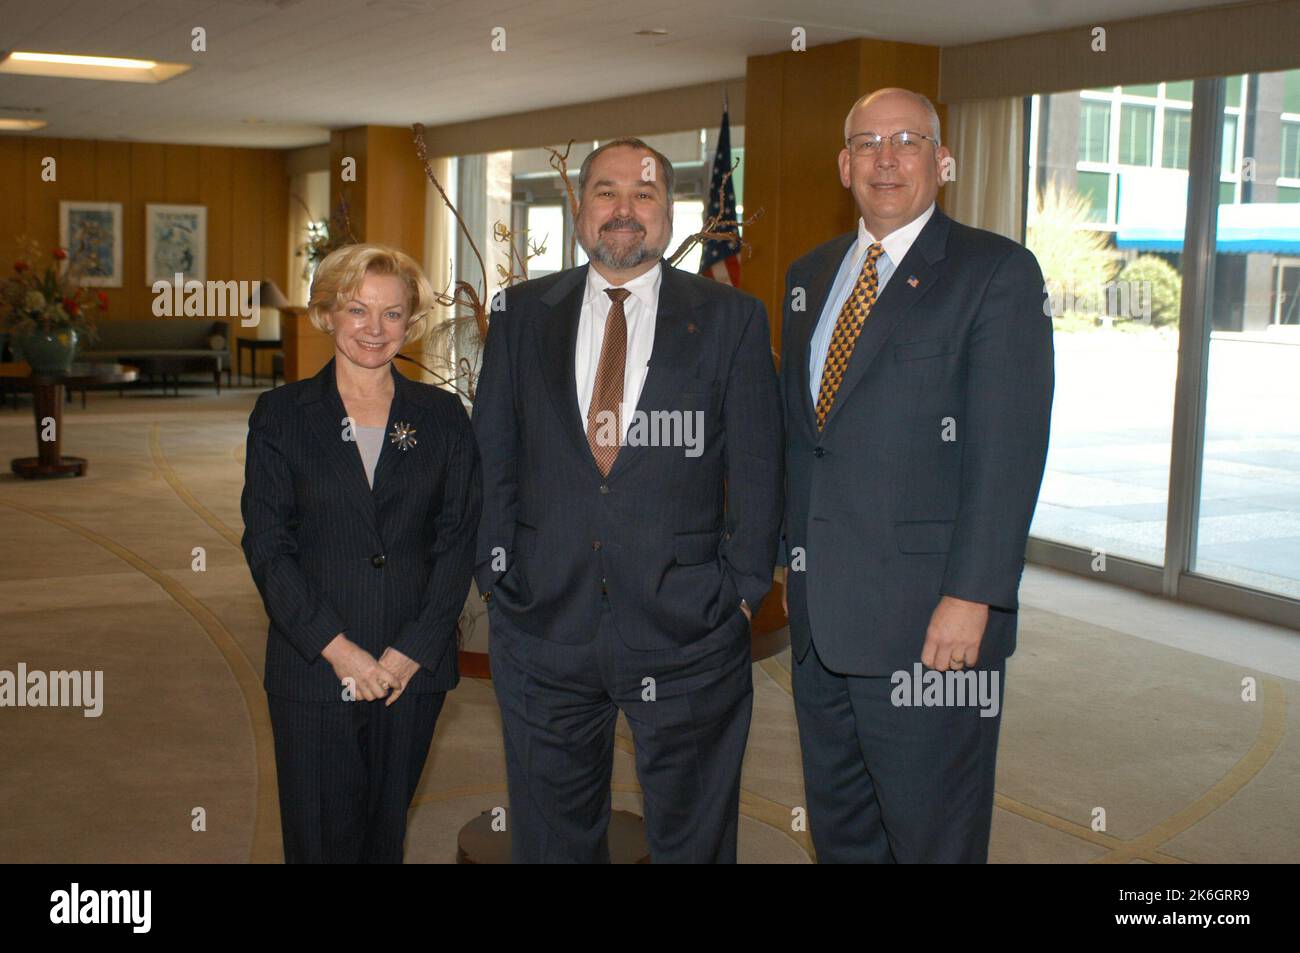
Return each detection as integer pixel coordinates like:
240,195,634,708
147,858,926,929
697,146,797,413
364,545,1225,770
779,88,1054,863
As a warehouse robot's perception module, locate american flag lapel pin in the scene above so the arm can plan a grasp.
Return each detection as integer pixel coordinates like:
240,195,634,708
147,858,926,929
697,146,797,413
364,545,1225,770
906,275,919,288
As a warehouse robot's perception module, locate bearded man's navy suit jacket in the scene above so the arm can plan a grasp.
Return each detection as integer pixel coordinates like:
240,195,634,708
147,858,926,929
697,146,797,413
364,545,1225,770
473,261,783,647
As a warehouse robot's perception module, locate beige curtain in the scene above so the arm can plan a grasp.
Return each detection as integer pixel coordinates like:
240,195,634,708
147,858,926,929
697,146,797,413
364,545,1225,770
422,156,454,387
943,97,1025,242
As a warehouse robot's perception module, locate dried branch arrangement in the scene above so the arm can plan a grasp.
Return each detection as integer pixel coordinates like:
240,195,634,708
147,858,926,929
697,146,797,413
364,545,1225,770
668,159,762,267
410,128,761,402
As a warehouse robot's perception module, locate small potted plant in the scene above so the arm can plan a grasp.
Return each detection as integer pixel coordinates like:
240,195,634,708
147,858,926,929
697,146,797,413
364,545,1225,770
2,241,107,375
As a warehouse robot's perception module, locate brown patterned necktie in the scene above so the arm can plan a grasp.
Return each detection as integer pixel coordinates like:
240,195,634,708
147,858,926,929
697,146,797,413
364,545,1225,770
815,242,885,430
587,287,630,476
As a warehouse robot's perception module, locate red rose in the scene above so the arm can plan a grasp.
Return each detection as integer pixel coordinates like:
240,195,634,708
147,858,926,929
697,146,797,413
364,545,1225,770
97,291,109,309
62,297,80,316
52,248,68,261
14,261,28,272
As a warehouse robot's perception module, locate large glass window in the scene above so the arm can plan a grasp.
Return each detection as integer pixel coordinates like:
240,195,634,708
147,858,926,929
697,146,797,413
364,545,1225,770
1027,69,1300,623
1026,88,1187,566
1192,69,1300,599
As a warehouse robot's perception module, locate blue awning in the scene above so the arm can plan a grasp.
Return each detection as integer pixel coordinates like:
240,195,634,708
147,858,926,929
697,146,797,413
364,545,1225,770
1116,202,1300,254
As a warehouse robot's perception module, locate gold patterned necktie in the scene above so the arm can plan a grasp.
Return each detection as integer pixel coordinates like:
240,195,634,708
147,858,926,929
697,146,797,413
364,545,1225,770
587,287,630,476
815,242,885,430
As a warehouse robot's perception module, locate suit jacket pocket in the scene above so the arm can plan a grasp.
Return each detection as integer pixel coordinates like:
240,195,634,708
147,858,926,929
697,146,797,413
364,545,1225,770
674,529,721,565
895,519,955,554
496,523,536,606
894,336,956,362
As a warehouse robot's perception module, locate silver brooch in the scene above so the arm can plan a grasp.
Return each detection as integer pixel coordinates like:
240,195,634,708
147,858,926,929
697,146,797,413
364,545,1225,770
388,421,417,451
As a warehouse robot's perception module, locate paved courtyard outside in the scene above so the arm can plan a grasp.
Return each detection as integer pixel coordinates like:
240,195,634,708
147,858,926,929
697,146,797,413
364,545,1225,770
1032,329,1300,599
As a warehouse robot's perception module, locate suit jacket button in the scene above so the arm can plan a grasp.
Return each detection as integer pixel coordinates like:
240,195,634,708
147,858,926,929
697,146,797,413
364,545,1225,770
813,447,826,457
371,554,386,568
600,484,610,494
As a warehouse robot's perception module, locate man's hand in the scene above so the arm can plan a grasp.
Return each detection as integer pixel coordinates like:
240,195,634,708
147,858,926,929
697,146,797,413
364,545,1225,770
920,596,990,672
321,634,392,701
740,599,752,622
377,647,421,706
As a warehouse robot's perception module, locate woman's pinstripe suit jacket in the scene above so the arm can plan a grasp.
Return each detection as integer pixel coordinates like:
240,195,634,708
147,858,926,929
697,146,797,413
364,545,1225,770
241,358,482,702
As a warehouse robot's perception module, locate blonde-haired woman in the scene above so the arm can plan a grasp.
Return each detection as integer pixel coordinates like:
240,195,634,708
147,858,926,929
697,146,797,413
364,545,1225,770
241,243,481,863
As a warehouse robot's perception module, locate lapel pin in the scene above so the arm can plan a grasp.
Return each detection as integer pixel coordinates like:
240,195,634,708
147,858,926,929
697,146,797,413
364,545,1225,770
388,421,417,451
686,322,699,334
907,275,919,288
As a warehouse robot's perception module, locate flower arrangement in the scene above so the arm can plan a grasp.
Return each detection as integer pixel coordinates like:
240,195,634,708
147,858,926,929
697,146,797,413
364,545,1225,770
2,239,107,343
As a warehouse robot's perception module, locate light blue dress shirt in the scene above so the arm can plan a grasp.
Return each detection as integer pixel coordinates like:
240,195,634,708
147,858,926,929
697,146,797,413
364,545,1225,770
808,203,936,403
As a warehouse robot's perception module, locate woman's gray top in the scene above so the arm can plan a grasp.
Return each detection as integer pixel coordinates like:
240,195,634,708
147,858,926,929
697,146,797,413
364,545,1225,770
354,425,385,488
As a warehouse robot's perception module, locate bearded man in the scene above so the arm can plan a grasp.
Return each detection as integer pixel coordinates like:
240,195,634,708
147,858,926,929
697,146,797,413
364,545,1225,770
472,137,783,863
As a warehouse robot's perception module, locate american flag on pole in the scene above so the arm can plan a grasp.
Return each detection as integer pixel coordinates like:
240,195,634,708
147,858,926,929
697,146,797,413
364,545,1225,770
699,101,741,287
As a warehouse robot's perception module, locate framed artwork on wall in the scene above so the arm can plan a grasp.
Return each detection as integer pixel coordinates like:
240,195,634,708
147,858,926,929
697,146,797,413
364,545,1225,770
58,201,123,287
145,203,207,285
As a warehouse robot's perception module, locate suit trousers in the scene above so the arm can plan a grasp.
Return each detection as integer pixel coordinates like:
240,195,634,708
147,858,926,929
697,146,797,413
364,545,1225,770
792,638,1005,863
488,599,753,863
266,690,445,863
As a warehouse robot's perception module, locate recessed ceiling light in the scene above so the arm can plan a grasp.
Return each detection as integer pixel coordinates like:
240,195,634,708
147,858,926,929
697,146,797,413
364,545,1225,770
634,28,671,36
0,118,47,131
0,51,190,83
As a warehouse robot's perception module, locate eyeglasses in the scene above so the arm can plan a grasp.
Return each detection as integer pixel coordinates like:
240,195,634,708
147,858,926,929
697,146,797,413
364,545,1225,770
846,130,939,157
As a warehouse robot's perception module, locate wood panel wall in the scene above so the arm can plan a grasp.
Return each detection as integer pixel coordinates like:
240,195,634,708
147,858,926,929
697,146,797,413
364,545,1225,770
0,137,290,376
312,124,428,382
740,39,943,359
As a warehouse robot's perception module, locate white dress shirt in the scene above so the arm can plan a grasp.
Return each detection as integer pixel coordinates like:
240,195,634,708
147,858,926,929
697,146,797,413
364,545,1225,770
576,262,662,441
808,202,936,402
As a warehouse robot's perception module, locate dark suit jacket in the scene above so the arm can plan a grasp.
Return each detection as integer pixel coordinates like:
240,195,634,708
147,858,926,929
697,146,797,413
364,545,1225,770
472,261,783,649
241,359,482,702
781,207,1054,676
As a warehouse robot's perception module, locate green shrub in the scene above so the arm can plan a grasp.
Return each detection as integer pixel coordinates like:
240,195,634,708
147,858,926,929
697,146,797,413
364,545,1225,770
1117,255,1182,327
1027,180,1120,329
